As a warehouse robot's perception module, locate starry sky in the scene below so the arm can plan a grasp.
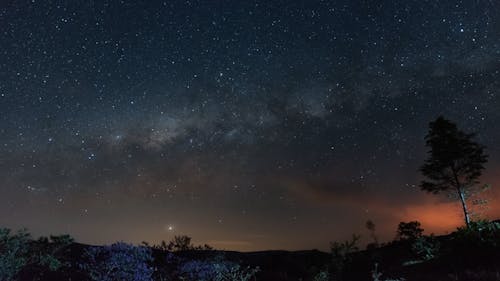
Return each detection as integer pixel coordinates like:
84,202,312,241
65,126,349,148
1,0,500,251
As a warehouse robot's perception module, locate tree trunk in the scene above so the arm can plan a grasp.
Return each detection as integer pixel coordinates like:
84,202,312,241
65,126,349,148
452,168,471,228
457,188,471,228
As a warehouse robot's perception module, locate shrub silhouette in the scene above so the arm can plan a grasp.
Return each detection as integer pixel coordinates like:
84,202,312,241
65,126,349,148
329,234,360,281
154,235,213,252
171,235,192,251
396,221,424,241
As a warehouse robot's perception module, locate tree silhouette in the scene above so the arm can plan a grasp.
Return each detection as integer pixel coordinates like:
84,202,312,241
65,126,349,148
171,235,192,251
153,235,213,252
396,221,423,241
419,116,488,227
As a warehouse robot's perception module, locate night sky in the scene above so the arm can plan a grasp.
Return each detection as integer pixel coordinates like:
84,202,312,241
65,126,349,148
1,0,500,251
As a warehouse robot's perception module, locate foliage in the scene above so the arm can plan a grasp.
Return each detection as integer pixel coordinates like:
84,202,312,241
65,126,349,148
154,235,213,252
330,234,360,260
33,234,74,271
419,116,488,227
178,255,259,281
411,234,440,261
371,263,383,281
396,221,424,241
153,240,171,251
171,235,193,251
469,184,492,220
151,252,180,281
330,234,360,280
0,228,30,281
0,228,73,281
80,242,154,281
454,219,500,248
313,270,330,281
371,263,406,281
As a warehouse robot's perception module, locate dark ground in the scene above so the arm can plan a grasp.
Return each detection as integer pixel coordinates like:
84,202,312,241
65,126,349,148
16,222,500,281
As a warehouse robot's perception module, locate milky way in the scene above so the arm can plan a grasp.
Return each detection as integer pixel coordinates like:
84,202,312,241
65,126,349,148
1,0,500,250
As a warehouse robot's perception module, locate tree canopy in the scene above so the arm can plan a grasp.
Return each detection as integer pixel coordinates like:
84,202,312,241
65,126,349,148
419,116,488,227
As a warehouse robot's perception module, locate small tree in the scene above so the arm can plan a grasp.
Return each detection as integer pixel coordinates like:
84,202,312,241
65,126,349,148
419,116,488,228
330,234,360,281
396,221,424,241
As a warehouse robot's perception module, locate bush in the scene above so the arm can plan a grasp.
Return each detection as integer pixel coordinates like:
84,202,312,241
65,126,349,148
154,235,213,252
33,234,74,271
313,270,330,281
0,228,72,280
371,263,406,281
329,234,360,281
0,228,30,281
151,252,180,281
411,234,440,261
454,220,500,248
178,255,259,281
80,242,154,281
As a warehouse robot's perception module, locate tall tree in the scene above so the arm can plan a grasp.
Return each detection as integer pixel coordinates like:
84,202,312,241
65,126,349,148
419,116,488,227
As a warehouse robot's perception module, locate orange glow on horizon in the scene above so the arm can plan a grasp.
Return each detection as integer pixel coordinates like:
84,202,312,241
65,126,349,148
402,202,464,234
400,176,500,235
